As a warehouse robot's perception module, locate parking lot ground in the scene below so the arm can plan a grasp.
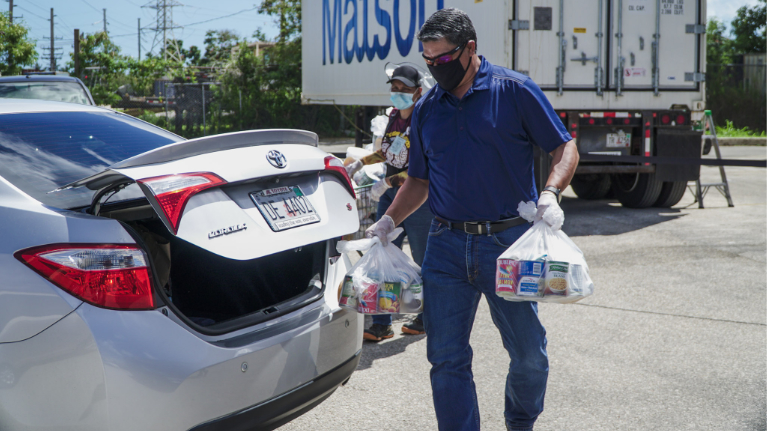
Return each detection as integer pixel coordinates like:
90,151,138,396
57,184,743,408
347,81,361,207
283,146,766,431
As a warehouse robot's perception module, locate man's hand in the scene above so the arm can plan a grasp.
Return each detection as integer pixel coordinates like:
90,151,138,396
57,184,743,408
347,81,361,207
370,179,391,202
365,215,396,246
345,160,363,177
535,191,563,230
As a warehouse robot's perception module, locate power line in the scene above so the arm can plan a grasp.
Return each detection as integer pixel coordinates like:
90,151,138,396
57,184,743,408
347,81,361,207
182,6,259,27
78,0,100,14
16,6,46,21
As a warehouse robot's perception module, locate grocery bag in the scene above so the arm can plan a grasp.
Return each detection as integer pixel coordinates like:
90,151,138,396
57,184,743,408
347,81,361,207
496,201,595,304
337,228,424,314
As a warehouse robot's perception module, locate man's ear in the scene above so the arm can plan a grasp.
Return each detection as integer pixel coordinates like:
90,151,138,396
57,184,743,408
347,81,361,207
413,87,423,101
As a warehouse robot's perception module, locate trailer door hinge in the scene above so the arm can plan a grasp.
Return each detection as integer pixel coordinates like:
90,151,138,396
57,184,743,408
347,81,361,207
685,72,705,82
509,20,530,30
685,24,706,34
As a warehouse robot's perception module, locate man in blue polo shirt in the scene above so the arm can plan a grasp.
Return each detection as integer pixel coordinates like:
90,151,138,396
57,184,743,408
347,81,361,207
366,8,579,431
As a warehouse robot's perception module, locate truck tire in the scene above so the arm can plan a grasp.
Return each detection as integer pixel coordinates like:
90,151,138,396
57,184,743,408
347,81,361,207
611,173,663,208
570,174,612,200
653,181,688,208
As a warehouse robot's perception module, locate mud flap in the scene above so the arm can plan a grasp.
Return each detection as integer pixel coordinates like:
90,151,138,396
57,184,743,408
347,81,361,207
655,129,703,182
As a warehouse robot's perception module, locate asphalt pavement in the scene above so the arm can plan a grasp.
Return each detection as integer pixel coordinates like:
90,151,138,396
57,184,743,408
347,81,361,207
283,145,766,431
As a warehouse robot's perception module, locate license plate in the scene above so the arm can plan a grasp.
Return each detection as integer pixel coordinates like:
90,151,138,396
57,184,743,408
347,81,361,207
250,186,320,232
606,132,631,148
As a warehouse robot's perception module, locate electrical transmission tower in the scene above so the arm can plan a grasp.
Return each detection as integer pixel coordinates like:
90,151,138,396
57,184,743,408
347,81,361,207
142,0,184,62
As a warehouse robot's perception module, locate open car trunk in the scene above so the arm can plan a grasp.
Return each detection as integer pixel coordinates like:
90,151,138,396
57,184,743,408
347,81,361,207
71,130,359,333
121,216,328,332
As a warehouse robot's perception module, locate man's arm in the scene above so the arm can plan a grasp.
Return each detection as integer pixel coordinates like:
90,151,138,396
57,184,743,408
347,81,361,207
384,176,429,226
544,139,579,191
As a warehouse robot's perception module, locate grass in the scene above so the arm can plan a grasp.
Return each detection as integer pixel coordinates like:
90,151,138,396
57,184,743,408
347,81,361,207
716,120,767,138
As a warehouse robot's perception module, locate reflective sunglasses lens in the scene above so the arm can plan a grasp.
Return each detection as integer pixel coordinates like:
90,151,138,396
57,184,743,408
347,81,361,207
435,55,455,65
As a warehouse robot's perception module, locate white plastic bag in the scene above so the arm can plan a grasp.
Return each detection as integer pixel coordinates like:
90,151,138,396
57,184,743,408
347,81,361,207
496,201,595,304
370,115,389,138
346,146,373,161
352,162,386,187
337,228,424,314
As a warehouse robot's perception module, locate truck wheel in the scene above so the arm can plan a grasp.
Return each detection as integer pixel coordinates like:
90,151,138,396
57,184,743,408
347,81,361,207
611,173,663,208
653,181,688,208
570,174,612,200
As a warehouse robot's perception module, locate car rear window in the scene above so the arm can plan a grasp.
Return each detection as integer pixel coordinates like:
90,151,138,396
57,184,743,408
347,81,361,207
0,81,92,105
0,111,183,209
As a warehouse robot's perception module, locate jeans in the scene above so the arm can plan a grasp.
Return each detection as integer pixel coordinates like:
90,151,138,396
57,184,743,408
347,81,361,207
371,186,432,326
422,219,548,431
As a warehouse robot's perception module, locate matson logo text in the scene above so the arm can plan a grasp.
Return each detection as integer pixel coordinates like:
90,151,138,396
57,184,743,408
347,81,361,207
322,0,444,65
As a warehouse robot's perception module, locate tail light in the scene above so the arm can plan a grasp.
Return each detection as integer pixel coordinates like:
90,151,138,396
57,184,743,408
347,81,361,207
676,114,686,125
661,114,671,125
324,156,356,199
15,244,154,310
138,172,227,234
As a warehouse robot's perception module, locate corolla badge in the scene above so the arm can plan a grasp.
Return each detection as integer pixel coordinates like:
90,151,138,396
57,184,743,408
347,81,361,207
209,223,247,239
266,150,287,169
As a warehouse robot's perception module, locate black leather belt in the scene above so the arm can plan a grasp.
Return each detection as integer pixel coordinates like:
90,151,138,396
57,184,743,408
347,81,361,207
434,216,527,235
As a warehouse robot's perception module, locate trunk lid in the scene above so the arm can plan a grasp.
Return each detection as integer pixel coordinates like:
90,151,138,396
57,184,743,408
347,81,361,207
58,130,359,261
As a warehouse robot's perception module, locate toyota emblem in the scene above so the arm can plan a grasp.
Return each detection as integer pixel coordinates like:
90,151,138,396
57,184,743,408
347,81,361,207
266,150,287,169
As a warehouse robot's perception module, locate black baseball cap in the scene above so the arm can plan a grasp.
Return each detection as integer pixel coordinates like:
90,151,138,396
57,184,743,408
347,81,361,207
386,64,421,87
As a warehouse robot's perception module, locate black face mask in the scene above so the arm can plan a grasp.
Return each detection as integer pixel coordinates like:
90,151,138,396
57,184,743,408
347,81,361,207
427,45,470,92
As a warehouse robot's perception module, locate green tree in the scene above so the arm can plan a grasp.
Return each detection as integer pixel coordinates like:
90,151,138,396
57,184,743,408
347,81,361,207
258,0,301,42
125,57,183,97
200,30,240,66
67,31,130,105
0,13,38,75
706,18,734,65
731,0,766,54
213,1,343,136
184,45,202,66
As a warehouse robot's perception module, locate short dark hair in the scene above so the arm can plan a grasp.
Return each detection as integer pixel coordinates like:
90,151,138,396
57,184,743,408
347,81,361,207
417,8,477,50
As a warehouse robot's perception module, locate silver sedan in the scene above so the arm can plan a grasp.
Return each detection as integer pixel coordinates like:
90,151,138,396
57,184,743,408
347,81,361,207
0,99,363,431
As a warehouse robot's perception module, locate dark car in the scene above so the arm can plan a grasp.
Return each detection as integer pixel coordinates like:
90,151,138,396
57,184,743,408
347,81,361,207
0,74,95,105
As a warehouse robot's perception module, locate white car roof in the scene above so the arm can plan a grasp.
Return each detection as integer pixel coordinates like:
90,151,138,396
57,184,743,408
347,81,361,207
0,98,108,115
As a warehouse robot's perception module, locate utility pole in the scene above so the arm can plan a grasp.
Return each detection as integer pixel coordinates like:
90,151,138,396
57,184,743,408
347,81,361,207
42,8,62,72
8,0,12,23
74,29,80,78
50,8,55,71
103,9,107,34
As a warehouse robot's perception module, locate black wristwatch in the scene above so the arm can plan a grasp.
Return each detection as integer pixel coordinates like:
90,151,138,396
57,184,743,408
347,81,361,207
542,185,561,203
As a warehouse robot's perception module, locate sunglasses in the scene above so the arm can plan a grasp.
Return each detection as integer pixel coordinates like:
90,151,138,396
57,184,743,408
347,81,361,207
422,43,466,66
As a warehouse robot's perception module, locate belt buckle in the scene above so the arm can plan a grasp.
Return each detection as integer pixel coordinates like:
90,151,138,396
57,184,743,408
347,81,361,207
464,222,484,235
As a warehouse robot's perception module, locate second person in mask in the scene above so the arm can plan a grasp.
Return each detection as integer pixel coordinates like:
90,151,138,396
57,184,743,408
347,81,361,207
346,64,432,341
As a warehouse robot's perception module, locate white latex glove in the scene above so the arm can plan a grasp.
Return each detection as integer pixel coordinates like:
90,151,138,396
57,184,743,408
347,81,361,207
365,214,396,246
535,191,564,231
345,160,363,177
370,179,391,202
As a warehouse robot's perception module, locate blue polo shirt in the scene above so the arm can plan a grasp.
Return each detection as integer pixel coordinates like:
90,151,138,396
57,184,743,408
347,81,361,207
408,56,571,222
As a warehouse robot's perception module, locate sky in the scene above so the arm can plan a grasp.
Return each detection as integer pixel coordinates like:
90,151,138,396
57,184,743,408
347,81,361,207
8,0,762,71
707,0,762,27
10,0,279,70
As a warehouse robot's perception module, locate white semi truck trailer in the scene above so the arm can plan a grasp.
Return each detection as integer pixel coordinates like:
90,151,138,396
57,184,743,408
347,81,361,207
302,0,707,208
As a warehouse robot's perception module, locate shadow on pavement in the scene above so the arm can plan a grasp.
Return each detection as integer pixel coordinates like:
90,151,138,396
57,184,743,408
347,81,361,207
561,196,688,237
356,315,427,371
